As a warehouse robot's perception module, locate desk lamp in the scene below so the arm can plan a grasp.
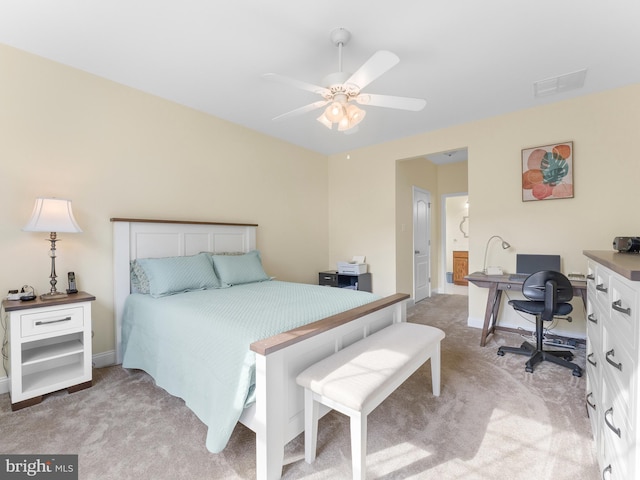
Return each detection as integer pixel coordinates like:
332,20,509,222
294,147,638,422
482,235,511,274
23,197,82,299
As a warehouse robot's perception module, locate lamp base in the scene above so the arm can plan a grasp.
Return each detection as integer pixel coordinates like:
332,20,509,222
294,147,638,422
40,291,68,300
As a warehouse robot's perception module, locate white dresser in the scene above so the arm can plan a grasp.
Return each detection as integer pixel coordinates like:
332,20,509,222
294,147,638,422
584,251,640,479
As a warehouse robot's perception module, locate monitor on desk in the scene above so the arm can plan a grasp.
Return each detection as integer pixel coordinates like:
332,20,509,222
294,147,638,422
514,254,561,275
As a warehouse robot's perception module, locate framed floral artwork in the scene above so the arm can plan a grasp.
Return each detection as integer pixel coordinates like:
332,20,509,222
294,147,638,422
522,141,573,201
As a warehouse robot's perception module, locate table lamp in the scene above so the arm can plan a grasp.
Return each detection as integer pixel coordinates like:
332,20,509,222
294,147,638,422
23,197,82,299
482,235,511,274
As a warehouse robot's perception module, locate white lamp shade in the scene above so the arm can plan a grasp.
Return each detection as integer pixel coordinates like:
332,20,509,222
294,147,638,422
23,197,82,233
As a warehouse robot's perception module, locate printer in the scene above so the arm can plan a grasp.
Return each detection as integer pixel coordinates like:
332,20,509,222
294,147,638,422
337,256,367,275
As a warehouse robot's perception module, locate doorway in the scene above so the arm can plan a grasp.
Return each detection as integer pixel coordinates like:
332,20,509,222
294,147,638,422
442,193,469,295
413,187,431,302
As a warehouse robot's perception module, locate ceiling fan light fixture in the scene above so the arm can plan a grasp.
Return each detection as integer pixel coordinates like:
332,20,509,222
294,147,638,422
266,28,427,132
325,101,346,122
337,116,351,131
317,112,333,129
346,104,365,126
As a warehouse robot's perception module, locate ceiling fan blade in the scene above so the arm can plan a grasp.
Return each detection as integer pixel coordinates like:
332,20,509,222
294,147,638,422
272,100,328,121
263,73,329,96
345,50,399,90
355,93,426,111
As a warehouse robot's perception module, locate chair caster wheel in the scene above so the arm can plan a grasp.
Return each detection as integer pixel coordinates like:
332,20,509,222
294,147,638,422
497,350,505,356
572,369,582,377
525,366,533,373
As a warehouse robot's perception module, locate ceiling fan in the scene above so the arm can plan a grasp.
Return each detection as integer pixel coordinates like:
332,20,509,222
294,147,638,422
264,28,426,133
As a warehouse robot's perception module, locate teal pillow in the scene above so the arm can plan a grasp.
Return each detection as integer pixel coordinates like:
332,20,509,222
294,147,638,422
137,253,223,297
211,250,270,286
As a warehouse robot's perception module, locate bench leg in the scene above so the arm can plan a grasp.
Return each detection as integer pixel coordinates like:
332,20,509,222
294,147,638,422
430,343,441,397
304,389,319,463
350,411,367,480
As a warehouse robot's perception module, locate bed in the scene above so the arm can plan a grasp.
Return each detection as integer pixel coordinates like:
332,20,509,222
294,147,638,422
112,218,408,480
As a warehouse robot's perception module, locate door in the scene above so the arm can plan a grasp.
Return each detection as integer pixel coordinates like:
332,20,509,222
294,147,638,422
413,187,431,302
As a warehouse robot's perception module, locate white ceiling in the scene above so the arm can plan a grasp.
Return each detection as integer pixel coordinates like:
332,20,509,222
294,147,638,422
1,1,639,157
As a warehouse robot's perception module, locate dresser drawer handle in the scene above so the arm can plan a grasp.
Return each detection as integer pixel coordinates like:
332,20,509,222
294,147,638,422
596,284,608,293
587,353,597,367
611,299,631,316
586,392,596,411
604,407,621,438
587,313,598,324
605,349,622,371
35,316,72,326
586,274,595,281
602,464,612,480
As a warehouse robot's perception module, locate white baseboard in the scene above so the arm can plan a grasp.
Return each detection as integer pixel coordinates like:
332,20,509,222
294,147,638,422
467,316,586,341
467,315,484,329
92,350,117,368
0,350,118,396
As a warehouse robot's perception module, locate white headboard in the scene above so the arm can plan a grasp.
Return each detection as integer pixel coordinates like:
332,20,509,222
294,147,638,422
111,218,258,364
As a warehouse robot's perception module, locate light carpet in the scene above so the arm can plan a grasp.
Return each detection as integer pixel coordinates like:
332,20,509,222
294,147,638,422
0,294,599,479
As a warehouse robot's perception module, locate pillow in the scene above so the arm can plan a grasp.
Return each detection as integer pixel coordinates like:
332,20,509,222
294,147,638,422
211,250,270,286
137,253,224,297
130,260,150,294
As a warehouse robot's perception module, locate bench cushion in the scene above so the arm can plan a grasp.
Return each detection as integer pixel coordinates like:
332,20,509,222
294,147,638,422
296,322,445,411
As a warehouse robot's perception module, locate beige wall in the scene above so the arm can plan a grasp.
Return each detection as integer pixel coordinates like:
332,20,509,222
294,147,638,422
330,84,640,337
0,45,328,358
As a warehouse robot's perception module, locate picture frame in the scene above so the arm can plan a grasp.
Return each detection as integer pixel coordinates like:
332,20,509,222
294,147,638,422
521,141,573,201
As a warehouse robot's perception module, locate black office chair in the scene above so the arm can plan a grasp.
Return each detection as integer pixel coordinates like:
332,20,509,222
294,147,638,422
497,270,582,377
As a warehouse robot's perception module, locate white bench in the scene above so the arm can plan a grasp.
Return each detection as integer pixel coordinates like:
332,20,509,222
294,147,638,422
295,322,445,480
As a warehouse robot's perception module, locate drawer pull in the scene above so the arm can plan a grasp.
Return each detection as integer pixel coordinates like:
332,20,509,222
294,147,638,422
586,392,596,411
604,407,621,438
596,283,608,293
587,313,598,324
587,353,597,367
611,299,631,316
586,274,595,281
35,316,72,326
602,465,612,480
605,349,622,371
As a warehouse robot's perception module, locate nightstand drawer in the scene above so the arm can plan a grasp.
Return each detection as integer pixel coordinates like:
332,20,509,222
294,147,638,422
21,306,84,338
319,271,338,287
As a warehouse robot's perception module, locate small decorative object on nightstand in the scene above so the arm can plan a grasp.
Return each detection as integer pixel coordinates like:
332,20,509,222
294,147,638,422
2,291,95,411
318,271,372,292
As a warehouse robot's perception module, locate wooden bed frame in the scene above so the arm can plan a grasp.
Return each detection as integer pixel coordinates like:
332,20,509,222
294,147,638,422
111,218,408,480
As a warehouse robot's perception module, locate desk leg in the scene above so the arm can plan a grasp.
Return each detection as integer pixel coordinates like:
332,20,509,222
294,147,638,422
578,288,587,309
480,284,502,347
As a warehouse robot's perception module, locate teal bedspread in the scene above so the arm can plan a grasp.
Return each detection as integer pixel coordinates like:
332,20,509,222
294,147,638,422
121,280,379,453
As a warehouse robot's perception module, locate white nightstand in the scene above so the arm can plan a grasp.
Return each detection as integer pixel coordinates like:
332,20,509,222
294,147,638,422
2,292,95,410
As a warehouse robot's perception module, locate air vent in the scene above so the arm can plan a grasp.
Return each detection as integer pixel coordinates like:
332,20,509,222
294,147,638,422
534,69,587,97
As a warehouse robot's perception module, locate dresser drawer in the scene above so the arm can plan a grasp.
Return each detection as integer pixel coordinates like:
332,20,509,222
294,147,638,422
585,361,600,441
592,266,612,311
608,276,638,352
20,306,84,338
586,296,602,353
601,424,629,480
601,326,634,420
